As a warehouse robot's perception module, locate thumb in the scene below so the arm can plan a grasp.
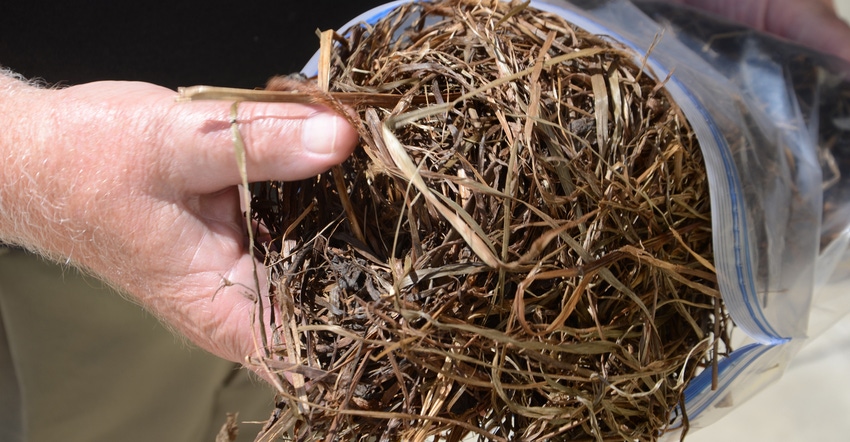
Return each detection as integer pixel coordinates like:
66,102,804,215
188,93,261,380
676,0,850,62
766,1,850,62
104,82,359,194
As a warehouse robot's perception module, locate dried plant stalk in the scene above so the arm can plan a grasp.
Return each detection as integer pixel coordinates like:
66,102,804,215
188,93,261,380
247,1,729,441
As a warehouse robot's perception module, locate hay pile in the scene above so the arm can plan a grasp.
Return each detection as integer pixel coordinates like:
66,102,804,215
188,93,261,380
247,1,728,440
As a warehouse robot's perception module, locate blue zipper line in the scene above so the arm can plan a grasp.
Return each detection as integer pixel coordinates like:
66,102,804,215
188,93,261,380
669,80,783,343
676,343,777,422
356,0,409,25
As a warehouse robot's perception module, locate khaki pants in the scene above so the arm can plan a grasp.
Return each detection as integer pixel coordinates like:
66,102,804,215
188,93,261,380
0,248,274,442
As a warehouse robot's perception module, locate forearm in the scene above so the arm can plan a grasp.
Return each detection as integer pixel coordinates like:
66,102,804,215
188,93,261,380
0,72,157,294
0,70,60,257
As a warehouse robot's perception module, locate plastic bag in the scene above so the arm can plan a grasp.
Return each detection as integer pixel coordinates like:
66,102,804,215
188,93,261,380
623,1,850,433
301,0,850,435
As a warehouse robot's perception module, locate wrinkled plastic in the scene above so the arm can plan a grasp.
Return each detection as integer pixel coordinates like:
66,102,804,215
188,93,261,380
627,1,850,434
302,0,850,435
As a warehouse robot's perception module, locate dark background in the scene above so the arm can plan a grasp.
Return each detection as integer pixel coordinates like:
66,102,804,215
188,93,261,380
0,0,386,89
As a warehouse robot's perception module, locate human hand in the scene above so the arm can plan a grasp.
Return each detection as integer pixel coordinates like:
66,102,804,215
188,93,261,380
0,78,358,372
667,0,850,61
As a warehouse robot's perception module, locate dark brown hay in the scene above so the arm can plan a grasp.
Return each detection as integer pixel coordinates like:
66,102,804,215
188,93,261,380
243,1,728,440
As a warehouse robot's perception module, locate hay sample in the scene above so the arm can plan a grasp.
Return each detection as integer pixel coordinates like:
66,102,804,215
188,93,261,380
251,1,727,440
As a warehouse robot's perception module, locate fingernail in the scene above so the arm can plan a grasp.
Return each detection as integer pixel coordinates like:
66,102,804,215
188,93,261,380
302,112,340,155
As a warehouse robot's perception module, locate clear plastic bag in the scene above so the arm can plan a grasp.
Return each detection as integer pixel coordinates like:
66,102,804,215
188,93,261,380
623,1,850,433
302,0,850,434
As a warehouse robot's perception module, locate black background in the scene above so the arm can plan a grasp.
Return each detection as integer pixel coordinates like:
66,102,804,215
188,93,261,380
0,1,386,89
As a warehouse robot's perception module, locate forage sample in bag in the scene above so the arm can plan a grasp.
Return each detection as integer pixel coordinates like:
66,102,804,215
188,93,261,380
250,1,727,440
237,0,850,440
